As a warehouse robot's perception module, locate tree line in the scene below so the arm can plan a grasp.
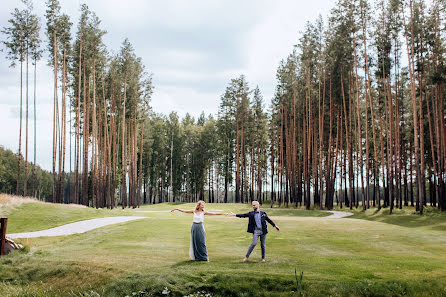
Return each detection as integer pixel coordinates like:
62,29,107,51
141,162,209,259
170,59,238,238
268,0,445,214
2,0,152,208
141,80,269,205
1,0,445,213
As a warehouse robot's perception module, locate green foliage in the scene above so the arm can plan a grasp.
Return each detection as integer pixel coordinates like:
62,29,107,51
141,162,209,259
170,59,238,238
294,269,304,297
45,0,69,66
0,146,52,199
1,7,26,66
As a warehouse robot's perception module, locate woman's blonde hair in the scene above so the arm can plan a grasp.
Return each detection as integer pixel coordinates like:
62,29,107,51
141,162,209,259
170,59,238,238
195,200,205,211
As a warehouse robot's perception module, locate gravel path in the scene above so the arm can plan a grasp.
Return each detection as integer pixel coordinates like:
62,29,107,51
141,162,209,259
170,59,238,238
7,216,148,239
322,210,354,218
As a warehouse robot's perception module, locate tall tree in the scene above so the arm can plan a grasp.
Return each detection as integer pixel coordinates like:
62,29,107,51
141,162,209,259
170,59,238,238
27,1,42,198
2,5,26,196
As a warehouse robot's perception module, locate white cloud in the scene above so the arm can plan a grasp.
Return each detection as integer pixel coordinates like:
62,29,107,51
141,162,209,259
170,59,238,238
241,1,335,102
152,85,220,118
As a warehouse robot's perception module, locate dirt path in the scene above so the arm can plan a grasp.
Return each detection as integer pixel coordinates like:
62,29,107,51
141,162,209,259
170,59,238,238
7,216,148,239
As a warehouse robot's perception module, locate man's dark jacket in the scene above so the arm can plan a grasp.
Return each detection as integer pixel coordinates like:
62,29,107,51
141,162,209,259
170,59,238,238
236,210,276,234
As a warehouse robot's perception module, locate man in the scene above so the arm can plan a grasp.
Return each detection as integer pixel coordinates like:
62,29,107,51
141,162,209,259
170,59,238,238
229,201,279,262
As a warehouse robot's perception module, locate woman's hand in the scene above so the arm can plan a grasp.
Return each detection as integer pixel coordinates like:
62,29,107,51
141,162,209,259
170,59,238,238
170,208,177,212
226,212,236,216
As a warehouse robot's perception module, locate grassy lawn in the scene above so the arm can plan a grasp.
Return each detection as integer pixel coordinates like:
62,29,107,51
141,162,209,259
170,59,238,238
1,195,446,296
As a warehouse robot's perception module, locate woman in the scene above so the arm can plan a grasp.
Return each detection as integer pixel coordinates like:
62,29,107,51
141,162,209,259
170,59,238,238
171,200,226,261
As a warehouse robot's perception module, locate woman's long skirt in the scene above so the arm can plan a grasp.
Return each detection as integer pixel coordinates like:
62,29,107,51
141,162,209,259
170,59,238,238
189,222,208,261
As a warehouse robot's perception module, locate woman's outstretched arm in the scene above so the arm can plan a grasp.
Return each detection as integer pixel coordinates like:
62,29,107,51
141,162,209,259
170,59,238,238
170,208,194,213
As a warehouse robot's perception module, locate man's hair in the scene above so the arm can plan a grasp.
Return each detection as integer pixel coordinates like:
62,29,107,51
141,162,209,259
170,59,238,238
252,201,259,205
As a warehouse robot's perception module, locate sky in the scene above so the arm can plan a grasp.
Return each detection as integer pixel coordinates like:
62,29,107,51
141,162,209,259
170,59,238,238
0,0,336,171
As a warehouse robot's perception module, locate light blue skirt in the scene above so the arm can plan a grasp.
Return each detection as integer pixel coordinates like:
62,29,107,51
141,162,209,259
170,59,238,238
189,222,208,261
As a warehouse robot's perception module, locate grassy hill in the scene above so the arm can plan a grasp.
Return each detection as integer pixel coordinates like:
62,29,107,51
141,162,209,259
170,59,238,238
1,194,445,297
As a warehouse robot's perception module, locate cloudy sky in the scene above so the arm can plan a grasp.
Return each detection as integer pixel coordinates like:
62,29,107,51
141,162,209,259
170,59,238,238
1,0,335,171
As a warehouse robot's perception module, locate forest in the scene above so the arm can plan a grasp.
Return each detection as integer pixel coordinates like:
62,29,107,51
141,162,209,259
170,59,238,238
1,0,445,214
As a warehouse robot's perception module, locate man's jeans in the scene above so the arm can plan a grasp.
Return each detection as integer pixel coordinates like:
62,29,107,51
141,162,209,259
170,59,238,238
246,228,266,259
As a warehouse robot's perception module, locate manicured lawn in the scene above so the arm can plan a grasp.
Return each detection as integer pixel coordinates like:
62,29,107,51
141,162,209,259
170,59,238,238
1,196,446,296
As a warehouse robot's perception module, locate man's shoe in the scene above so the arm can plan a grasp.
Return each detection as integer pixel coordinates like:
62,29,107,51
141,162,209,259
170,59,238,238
261,259,266,262
243,257,249,262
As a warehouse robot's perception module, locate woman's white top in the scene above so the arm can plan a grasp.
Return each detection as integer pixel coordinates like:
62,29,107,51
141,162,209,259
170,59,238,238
193,211,205,223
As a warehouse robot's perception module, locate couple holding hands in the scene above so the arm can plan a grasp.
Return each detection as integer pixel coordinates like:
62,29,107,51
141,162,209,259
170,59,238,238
171,200,280,262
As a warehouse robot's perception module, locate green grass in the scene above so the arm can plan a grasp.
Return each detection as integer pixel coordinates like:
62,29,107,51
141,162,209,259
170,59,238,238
1,197,446,296
337,205,446,231
0,200,138,233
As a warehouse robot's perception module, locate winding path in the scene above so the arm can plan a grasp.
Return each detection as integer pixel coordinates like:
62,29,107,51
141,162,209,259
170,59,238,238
322,210,354,218
7,216,148,239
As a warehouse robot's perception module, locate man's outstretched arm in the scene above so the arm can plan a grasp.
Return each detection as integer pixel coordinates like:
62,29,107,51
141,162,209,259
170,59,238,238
227,212,250,218
265,213,280,231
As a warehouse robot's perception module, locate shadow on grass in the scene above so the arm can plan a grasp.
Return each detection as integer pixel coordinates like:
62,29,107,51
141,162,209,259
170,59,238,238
351,206,446,230
171,260,200,268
